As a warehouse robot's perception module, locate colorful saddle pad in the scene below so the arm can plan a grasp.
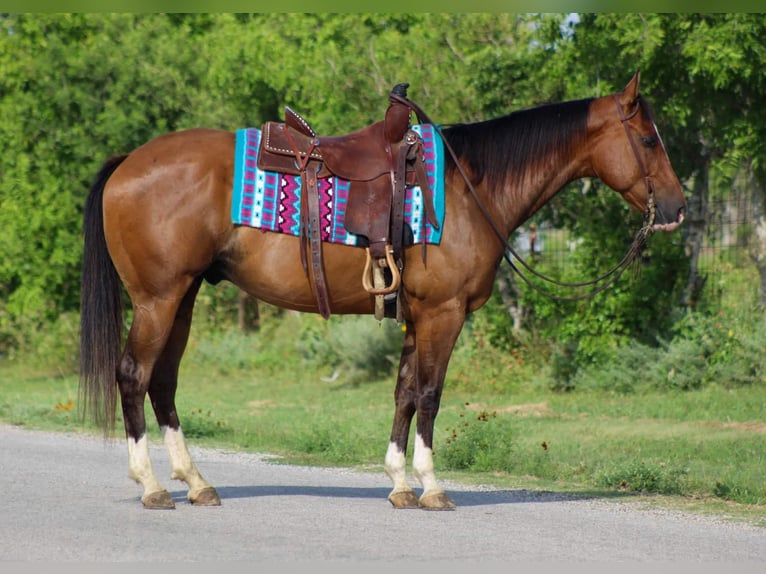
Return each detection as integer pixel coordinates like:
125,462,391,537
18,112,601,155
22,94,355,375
230,124,445,246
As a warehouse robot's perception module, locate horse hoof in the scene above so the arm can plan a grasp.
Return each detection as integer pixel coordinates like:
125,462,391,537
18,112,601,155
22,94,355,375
419,491,456,511
388,490,420,509
142,490,175,509
190,486,221,506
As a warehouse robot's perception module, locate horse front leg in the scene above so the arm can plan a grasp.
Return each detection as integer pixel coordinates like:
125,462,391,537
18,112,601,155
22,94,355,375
384,308,464,510
384,321,420,509
410,307,464,511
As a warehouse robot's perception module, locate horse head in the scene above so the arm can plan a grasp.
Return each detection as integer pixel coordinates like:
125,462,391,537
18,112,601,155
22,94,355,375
588,71,686,232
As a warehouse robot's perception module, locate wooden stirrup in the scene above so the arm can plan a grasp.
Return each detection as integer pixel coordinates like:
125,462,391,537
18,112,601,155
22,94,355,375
362,246,400,295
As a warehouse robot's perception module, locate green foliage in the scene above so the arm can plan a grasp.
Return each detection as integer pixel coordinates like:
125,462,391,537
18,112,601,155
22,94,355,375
183,290,406,386
668,309,766,389
679,14,766,184
596,461,688,496
192,283,246,334
185,328,261,376
548,342,579,393
295,314,404,385
440,406,515,472
713,481,764,506
0,14,229,349
182,407,231,440
448,304,541,395
568,307,766,394
508,186,689,383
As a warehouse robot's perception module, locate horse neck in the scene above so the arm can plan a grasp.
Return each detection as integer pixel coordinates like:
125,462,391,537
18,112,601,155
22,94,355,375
500,157,590,235
496,113,596,235
445,99,593,238
472,143,593,243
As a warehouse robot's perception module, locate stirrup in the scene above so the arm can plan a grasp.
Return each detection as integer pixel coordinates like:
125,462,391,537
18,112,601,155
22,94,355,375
361,246,400,296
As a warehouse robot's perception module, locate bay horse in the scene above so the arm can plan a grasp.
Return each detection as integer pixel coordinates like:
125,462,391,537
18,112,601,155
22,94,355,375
79,71,686,510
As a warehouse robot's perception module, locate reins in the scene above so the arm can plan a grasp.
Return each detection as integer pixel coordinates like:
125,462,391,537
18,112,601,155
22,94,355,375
391,91,657,303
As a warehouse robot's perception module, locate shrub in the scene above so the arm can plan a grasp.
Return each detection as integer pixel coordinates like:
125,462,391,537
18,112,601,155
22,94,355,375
295,314,404,384
440,406,515,472
596,460,688,495
565,306,766,393
182,407,231,439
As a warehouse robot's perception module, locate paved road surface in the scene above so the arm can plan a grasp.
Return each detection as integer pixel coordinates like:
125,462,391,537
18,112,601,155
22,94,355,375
1,423,763,563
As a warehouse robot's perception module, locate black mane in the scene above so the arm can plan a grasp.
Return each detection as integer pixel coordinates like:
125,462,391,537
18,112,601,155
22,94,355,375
442,97,594,194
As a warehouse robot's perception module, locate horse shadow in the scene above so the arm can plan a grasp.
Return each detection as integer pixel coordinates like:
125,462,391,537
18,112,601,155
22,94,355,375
163,484,618,507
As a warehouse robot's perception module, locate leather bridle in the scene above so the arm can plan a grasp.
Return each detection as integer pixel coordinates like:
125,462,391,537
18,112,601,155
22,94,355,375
614,94,657,231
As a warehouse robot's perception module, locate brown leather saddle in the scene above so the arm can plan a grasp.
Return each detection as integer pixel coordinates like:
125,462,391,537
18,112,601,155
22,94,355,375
256,83,439,320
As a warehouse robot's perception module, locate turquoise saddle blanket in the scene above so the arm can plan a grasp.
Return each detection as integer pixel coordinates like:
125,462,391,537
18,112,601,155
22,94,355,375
230,124,445,246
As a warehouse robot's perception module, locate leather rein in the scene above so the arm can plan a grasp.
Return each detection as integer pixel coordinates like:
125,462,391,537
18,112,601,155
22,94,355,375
392,92,658,303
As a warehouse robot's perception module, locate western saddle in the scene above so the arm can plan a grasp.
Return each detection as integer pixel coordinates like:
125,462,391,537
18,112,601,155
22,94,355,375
256,83,439,320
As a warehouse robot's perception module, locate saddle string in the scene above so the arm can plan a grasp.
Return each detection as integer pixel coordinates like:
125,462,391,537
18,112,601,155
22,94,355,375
281,123,332,318
391,91,656,302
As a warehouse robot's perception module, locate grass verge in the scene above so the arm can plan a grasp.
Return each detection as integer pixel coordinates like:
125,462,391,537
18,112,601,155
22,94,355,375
1,313,764,527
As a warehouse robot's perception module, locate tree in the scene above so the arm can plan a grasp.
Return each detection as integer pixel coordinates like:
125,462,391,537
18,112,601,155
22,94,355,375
0,14,223,351
1,12,760,359
676,14,766,308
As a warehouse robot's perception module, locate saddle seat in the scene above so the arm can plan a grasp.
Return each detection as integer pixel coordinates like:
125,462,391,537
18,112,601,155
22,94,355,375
256,83,438,321
260,120,407,183
264,91,413,183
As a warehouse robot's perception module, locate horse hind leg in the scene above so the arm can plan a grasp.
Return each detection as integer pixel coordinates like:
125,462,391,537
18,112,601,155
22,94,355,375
118,280,198,509
149,278,220,507
118,308,175,508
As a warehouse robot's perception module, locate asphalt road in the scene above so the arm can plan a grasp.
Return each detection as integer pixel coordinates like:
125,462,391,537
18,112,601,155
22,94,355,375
1,423,763,564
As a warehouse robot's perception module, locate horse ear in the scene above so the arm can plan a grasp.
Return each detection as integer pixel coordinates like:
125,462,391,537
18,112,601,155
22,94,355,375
619,70,641,107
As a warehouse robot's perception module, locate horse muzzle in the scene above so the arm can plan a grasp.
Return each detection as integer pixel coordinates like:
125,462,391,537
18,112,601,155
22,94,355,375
651,206,685,233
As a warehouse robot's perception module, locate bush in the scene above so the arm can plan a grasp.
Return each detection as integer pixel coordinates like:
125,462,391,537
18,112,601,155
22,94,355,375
448,309,539,394
182,407,231,439
440,406,515,472
566,306,766,393
596,460,688,495
295,314,404,384
0,309,80,372
670,309,766,389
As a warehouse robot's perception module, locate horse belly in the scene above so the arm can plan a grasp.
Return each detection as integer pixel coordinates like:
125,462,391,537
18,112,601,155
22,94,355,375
223,228,376,315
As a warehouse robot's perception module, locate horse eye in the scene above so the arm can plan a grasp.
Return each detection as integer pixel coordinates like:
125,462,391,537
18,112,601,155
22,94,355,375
641,136,657,148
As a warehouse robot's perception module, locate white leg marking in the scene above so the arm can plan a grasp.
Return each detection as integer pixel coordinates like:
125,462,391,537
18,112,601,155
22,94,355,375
162,426,214,496
127,434,166,496
413,433,443,497
384,441,413,494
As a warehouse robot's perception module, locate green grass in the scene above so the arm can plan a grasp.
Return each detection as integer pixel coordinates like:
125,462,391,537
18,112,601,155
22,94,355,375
1,310,764,527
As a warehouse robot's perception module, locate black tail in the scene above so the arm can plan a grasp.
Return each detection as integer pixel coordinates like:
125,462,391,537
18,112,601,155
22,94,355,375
79,155,128,437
